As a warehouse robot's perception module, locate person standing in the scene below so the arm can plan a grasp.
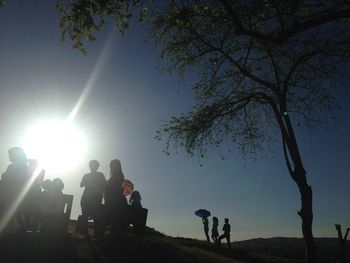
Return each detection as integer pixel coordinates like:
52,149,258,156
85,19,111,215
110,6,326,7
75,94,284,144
1,147,28,232
104,159,127,239
80,160,106,238
202,216,210,242
218,218,231,248
211,216,219,243
25,159,45,232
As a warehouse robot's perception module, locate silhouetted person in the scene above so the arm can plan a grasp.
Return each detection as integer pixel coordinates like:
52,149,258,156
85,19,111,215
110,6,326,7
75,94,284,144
1,147,28,231
104,159,127,239
79,160,106,238
129,190,142,208
42,179,52,195
24,159,45,232
41,178,66,235
211,216,219,243
40,179,52,213
218,218,231,248
202,216,210,242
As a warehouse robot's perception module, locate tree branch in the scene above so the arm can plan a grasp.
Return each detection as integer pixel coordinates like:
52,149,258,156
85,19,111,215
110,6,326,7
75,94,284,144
219,0,350,44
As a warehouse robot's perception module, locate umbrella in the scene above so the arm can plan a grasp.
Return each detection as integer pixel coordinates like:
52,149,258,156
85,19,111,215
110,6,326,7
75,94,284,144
122,179,134,196
195,209,211,218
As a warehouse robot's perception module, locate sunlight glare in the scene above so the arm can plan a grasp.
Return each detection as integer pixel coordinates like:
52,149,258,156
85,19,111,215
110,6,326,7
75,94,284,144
22,119,86,173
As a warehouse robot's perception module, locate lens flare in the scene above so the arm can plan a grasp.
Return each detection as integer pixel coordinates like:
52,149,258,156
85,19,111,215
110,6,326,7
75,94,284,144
22,120,86,173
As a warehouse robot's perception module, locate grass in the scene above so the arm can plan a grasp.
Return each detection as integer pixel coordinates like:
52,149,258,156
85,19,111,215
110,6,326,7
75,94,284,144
0,221,324,263
68,223,304,263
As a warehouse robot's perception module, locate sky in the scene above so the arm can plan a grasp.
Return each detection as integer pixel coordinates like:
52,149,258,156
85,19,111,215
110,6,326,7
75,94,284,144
0,1,349,241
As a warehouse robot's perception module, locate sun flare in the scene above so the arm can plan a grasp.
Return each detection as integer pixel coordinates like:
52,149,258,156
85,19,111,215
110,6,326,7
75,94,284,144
22,119,87,173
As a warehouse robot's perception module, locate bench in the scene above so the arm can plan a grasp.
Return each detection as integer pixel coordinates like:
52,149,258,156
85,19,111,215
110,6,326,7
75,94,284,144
75,205,148,237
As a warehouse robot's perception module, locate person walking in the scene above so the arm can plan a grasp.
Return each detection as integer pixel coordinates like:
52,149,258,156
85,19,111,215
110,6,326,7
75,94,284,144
218,218,231,248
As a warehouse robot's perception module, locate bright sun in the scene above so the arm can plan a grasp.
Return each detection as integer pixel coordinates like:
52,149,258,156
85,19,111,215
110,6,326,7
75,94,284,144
22,119,87,173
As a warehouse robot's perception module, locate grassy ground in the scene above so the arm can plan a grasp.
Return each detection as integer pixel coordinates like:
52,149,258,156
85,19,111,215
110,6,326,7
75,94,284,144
0,221,321,263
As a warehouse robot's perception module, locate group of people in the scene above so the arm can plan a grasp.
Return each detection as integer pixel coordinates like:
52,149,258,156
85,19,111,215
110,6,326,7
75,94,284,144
78,159,142,240
0,147,67,234
202,216,231,248
0,147,142,240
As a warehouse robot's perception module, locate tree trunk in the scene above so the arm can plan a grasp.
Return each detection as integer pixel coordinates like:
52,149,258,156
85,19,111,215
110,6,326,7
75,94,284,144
335,224,348,263
272,105,316,262
295,168,316,263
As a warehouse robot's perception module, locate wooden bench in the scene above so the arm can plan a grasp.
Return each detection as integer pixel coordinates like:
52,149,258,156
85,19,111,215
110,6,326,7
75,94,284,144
75,205,148,237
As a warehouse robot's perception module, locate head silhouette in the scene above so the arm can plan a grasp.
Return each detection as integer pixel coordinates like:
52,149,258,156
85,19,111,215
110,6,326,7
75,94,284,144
89,160,99,172
224,218,229,224
8,147,27,163
42,179,52,192
52,178,64,193
130,190,142,203
213,216,218,223
109,159,124,187
110,159,122,174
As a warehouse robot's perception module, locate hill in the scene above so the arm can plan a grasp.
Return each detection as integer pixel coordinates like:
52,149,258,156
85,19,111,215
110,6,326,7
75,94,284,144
235,237,349,262
0,221,346,263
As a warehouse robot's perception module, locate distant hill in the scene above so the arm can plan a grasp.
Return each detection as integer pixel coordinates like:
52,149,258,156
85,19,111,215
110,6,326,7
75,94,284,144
0,221,347,263
234,237,349,262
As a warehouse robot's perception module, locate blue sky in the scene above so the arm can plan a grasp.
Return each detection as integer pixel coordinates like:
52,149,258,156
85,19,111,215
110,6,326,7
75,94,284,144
0,1,349,241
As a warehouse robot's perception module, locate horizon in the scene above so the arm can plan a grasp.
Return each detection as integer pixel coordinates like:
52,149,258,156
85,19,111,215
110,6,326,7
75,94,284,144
0,1,349,242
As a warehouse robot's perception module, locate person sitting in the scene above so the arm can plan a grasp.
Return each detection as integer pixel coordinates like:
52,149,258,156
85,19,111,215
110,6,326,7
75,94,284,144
129,191,142,209
41,178,66,236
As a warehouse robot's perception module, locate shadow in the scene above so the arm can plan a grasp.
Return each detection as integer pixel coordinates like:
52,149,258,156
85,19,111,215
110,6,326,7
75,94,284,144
0,232,78,263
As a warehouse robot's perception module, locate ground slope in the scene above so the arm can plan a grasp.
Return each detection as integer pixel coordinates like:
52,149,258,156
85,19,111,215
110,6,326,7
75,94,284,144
0,222,342,263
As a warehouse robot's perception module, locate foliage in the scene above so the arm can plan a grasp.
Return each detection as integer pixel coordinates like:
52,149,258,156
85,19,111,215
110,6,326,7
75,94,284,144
152,1,349,158
54,0,350,159
56,0,148,53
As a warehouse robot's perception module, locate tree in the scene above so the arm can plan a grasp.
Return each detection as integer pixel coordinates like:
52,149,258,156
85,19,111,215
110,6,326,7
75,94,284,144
335,224,350,263
151,2,349,262
4,1,348,262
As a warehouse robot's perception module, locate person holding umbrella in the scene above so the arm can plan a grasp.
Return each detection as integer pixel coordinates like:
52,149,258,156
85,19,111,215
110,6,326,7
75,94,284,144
202,216,210,242
195,209,211,242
